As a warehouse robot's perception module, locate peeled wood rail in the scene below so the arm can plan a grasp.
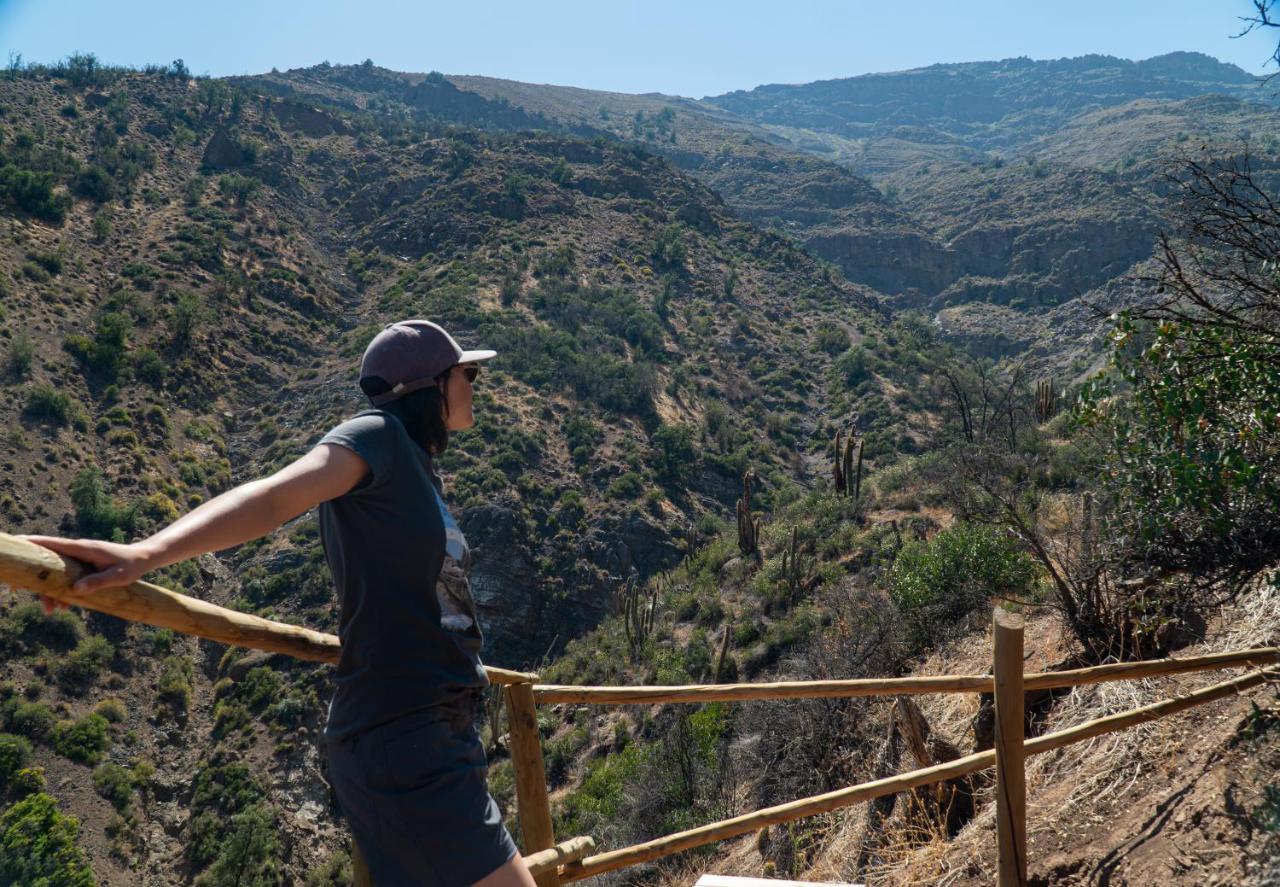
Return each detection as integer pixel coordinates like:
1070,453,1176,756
555,662,1278,881
0,533,537,685
3,534,1279,882
532,646,1280,704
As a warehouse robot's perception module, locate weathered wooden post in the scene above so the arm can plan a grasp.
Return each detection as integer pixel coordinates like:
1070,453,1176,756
993,608,1027,886
506,681,560,887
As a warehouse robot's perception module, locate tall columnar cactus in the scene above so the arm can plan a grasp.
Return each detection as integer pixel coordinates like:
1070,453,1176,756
780,526,810,609
834,430,865,509
737,470,760,559
619,573,657,663
834,430,847,494
851,437,865,508
713,614,733,683
1035,378,1058,423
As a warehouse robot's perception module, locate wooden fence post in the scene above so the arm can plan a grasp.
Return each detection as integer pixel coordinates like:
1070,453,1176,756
506,681,560,887
993,608,1027,887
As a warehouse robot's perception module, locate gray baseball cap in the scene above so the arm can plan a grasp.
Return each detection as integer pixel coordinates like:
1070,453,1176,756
359,319,496,406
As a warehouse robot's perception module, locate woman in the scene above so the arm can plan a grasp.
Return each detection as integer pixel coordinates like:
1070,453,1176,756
23,319,536,887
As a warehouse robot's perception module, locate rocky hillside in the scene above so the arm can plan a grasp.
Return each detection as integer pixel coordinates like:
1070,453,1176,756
440,56,1280,376
0,60,930,884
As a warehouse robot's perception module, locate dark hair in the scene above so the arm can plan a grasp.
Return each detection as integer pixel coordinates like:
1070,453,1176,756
359,369,452,454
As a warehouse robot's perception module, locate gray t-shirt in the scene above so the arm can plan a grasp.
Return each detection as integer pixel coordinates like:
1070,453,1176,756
317,409,487,740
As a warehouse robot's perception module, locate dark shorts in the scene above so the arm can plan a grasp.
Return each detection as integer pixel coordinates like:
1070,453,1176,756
326,692,518,886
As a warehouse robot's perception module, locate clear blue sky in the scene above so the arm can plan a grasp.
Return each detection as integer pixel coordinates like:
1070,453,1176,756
0,0,1275,98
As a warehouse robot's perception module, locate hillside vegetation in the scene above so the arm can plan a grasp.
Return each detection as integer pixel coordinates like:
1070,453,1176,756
0,50,1277,886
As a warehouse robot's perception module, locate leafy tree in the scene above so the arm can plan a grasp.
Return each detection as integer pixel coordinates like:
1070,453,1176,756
650,423,697,483
1078,152,1280,589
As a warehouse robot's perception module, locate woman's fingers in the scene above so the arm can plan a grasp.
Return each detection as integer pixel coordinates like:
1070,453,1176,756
17,535,117,566
17,535,139,596
39,594,68,615
71,564,132,594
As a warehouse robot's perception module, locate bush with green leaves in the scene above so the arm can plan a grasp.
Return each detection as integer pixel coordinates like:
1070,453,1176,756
23,384,82,427
187,760,283,883
649,423,697,484
0,792,95,886
59,634,115,690
92,762,134,812
5,333,34,379
64,311,132,381
0,732,33,790
217,173,260,206
157,654,195,718
0,164,71,223
52,712,110,764
0,601,83,653
888,522,1039,649
4,700,56,741
70,466,138,542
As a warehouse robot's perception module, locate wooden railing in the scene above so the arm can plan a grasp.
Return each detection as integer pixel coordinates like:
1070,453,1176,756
2,532,1277,886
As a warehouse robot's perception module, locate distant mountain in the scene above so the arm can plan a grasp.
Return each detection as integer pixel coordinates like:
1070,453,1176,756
704,52,1273,169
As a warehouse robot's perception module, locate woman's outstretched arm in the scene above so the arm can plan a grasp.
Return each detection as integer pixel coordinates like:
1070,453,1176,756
22,442,369,609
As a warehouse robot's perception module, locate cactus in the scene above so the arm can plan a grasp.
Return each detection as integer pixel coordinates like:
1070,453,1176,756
736,470,760,559
834,430,846,494
851,437,865,509
1035,378,1058,423
834,430,865,511
713,614,733,683
619,574,657,663
780,526,816,610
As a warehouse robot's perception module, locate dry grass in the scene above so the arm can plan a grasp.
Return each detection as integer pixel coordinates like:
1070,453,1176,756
652,580,1280,885
818,579,1280,885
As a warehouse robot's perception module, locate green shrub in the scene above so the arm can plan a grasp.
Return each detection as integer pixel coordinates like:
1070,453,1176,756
0,601,83,652
187,761,281,880
5,333,34,378
69,466,138,541
305,851,352,887
814,322,850,355
94,698,127,724
650,423,697,483
833,346,870,387
6,701,55,741
0,792,94,886
59,635,114,689
0,733,33,790
133,347,166,386
888,522,1039,649
217,173,260,206
157,654,194,717
9,766,45,799
0,164,71,223
53,713,110,764
171,290,208,346
23,384,80,426
606,472,644,500
65,311,131,380
92,762,133,811
74,165,116,202
197,803,283,886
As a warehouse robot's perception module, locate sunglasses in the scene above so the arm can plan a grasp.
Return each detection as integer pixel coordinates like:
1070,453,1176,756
460,364,480,383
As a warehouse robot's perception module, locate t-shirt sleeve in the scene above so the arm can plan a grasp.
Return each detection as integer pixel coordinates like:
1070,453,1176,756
318,413,397,493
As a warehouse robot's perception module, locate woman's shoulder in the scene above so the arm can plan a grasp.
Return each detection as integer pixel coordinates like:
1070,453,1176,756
326,409,394,435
